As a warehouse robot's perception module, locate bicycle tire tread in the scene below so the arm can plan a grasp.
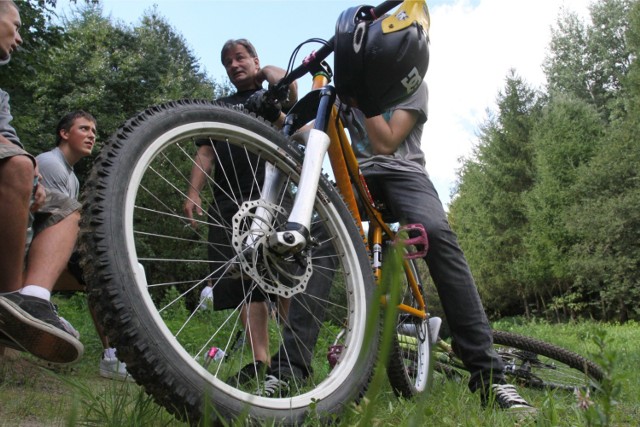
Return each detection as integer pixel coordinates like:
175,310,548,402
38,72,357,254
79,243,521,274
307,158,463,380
492,330,604,383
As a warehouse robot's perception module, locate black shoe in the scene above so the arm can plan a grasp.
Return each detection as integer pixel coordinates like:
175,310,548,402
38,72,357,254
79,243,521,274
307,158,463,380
481,383,537,414
0,293,84,364
227,361,270,387
257,373,291,398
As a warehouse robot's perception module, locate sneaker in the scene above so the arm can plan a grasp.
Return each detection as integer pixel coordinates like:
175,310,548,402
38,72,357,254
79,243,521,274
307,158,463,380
257,374,290,398
227,361,269,387
100,356,133,382
0,293,84,364
198,286,213,311
482,383,537,414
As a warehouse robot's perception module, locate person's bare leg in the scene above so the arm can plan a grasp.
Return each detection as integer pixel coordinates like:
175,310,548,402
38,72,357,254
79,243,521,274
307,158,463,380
0,156,34,293
89,303,110,349
241,301,270,364
23,210,80,291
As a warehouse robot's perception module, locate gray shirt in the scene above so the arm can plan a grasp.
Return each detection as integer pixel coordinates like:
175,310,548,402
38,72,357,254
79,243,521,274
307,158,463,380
342,81,429,175
36,147,79,198
0,89,21,147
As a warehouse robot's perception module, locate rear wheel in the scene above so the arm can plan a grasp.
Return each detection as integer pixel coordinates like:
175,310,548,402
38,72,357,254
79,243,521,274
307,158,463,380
493,330,603,391
386,258,431,398
79,100,378,425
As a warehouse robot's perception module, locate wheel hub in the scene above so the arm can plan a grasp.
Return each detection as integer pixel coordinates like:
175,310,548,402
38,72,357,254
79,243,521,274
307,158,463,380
231,200,313,297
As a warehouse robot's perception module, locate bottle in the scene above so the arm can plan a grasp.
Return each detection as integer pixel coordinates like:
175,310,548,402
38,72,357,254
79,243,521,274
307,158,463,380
203,346,226,367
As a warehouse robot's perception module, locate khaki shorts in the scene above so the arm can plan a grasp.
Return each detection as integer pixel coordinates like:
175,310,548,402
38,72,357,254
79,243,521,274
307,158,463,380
33,191,81,237
0,142,35,164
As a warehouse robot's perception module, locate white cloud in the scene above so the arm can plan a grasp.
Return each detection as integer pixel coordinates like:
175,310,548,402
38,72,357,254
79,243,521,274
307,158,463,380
424,0,592,206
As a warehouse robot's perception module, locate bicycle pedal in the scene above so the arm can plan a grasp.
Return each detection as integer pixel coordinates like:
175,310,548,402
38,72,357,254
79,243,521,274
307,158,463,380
428,316,442,345
395,223,428,259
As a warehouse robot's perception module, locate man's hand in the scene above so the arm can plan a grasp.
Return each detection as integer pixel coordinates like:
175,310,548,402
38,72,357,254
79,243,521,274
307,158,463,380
244,89,282,122
30,166,45,212
31,182,45,212
255,65,298,110
183,193,203,228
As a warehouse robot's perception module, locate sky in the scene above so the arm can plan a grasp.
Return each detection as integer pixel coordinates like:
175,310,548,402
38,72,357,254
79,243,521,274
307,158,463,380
56,0,594,206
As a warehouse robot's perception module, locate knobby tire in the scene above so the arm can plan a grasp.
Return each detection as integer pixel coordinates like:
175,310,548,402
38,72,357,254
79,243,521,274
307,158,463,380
79,100,378,425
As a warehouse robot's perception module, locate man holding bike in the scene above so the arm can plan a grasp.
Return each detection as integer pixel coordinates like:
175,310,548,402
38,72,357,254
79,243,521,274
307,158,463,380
183,38,296,385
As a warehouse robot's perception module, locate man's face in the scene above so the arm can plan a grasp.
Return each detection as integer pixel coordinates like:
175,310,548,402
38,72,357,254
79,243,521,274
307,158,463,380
0,4,22,62
61,117,97,158
223,44,260,91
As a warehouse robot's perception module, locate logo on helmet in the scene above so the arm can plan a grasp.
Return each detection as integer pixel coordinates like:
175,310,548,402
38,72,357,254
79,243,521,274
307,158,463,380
401,67,422,94
352,21,367,54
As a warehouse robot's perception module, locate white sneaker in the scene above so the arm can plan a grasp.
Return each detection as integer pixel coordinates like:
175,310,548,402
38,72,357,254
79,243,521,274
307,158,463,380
198,286,214,311
99,356,133,382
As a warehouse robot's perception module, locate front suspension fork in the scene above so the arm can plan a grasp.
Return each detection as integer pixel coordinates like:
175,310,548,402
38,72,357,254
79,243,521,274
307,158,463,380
265,86,337,256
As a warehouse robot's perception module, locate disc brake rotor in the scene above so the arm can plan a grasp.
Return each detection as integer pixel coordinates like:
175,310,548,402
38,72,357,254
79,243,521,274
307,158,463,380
231,199,312,297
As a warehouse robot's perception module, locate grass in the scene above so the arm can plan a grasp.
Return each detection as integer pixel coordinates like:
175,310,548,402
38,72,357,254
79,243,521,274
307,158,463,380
1,292,638,426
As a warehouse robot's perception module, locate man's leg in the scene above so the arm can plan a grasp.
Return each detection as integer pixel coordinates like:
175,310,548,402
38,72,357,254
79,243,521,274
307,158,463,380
12,195,82,340
364,166,504,391
0,155,33,293
270,221,337,380
23,210,80,292
242,301,270,363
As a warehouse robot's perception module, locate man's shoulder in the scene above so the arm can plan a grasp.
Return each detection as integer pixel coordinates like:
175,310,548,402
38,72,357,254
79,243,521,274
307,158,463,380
36,149,67,172
35,149,57,162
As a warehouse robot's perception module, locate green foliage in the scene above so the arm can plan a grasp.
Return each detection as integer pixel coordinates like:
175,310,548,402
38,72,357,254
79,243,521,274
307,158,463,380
451,0,640,321
544,0,633,120
449,71,542,316
582,330,622,426
523,94,604,319
3,303,640,426
0,0,65,94
6,1,217,182
58,375,177,427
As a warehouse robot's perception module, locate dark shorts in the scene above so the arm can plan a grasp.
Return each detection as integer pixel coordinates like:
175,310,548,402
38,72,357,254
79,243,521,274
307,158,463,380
209,201,270,310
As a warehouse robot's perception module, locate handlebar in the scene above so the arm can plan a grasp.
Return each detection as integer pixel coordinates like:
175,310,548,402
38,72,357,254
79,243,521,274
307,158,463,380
271,0,403,97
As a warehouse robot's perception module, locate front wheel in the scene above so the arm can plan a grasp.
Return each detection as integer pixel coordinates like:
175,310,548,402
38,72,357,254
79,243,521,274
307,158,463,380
79,100,378,425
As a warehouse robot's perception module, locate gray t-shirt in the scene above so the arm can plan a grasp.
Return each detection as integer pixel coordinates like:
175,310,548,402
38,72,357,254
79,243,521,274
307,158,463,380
36,147,79,198
341,81,429,175
0,89,22,147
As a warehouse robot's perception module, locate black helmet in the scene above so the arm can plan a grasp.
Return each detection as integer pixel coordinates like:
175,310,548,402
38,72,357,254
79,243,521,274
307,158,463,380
334,1,430,117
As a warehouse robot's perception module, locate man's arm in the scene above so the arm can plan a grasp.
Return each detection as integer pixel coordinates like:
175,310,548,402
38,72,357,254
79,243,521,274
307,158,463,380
0,90,21,147
255,65,298,107
184,145,215,227
364,109,420,155
255,65,298,127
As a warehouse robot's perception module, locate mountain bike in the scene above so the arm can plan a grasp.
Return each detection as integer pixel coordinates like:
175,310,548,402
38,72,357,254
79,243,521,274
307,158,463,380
78,1,601,424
